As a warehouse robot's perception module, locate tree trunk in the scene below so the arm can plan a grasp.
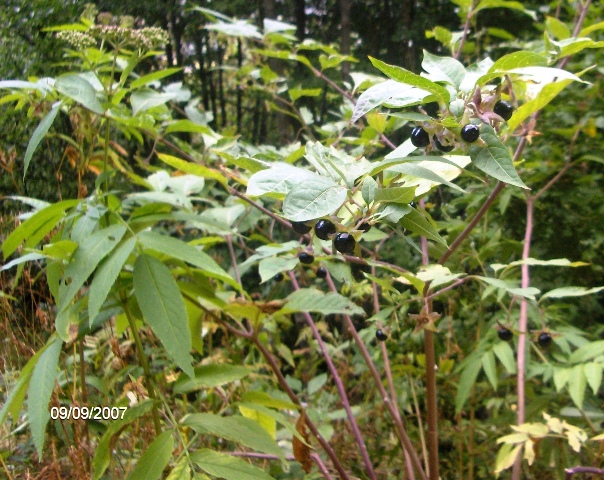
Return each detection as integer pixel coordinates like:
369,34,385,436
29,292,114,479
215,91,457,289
340,0,352,77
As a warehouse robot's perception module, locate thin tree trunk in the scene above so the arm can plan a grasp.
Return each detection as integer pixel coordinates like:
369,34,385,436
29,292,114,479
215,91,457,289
340,0,352,77
194,32,210,111
236,39,243,133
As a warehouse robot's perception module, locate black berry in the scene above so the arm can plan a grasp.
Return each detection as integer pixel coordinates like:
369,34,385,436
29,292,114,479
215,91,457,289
411,126,430,148
375,329,388,341
273,272,284,282
538,332,552,348
351,263,370,281
359,222,372,232
334,232,356,254
292,221,312,235
409,200,416,208
315,219,336,241
316,267,328,279
434,137,454,152
423,102,440,118
497,327,513,342
298,252,315,264
493,100,513,121
460,124,480,143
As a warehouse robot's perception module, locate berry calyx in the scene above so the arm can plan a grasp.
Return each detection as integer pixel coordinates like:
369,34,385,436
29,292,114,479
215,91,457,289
292,221,312,235
334,232,356,254
298,252,315,264
423,102,440,118
375,329,388,341
434,137,454,152
538,332,552,347
411,126,430,148
460,124,480,143
493,100,513,121
316,267,328,279
273,272,284,282
497,327,513,341
314,219,336,241
359,222,372,232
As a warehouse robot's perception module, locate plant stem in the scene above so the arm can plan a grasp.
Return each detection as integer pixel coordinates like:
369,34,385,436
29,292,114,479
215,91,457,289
565,466,604,479
288,272,378,480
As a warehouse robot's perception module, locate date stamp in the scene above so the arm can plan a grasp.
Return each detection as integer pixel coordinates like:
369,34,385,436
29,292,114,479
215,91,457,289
50,406,128,421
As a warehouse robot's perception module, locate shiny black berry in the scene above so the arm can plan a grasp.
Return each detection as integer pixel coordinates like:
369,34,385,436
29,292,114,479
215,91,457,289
409,200,416,208
497,327,513,342
334,232,356,254
538,332,552,347
376,329,388,341
316,267,328,279
411,126,430,148
494,100,513,121
460,124,480,143
434,137,454,152
423,102,440,118
359,222,372,232
273,272,284,282
291,221,312,235
298,252,315,264
315,219,336,241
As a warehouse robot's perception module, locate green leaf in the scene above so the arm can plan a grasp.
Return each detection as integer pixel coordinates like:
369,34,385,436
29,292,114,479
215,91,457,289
399,208,447,246
568,364,586,409
182,414,284,461
1,253,45,272
281,288,364,316
58,225,127,314
206,21,262,39
27,337,63,457
247,162,326,197
304,142,372,187
474,0,535,18
493,341,517,374
382,160,467,193
568,341,604,364
469,124,527,188
541,286,604,300
421,51,466,88
494,444,523,474
478,51,547,85
88,237,136,324
553,367,570,392
55,74,104,114
510,80,574,132
239,405,276,439
506,258,589,268
258,256,299,283
362,176,378,204
482,349,498,390
282,177,348,222
190,449,274,480
131,90,180,115
129,430,174,480
369,57,450,103
545,16,570,40
476,276,539,299
133,254,194,378
240,391,298,410
456,357,482,413
373,186,416,204
23,101,62,179
165,119,212,135
157,153,228,188
166,457,191,480
130,68,183,89
138,231,239,290
173,365,251,394
584,363,603,396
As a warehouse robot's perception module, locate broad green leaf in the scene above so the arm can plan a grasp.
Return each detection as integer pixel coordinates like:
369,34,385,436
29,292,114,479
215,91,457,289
546,16,570,40
469,124,528,188
494,444,523,474
247,162,325,197
580,21,604,37
27,337,63,457
482,349,498,390
568,341,604,364
304,142,372,187
130,68,182,89
258,256,299,283
133,254,194,378
384,160,467,194
190,449,274,480
351,80,429,123
478,51,547,84
493,341,517,374
281,288,364,316
182,413,284,461
129,430,174,480
1,253,45,272
240,391,298,410
206,21,262,39
508,79,573,132
282,177,347,222
399,208,447,246
55,74,104,114
373,186,416,204
422,51,466,88
476,276,539,299
506,258,589,268
369,57,450,103
131,90,180,115
165,119,212,134
239,405,276,438
157,153,228,188
455,357,482,413
167,457,191,480
58,225,127,313
541,286,604,300
568,364,586,408
173,365,251,394
289,87,322,102
92,401,155,480
138,230,239,290
553,367,570,392
23,101,62,178
362,176,378,204
88,237,136,324
584,363,603,396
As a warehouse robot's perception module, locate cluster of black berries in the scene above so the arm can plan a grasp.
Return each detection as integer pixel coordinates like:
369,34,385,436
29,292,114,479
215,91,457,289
411,100,514,151
497,327,553,347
